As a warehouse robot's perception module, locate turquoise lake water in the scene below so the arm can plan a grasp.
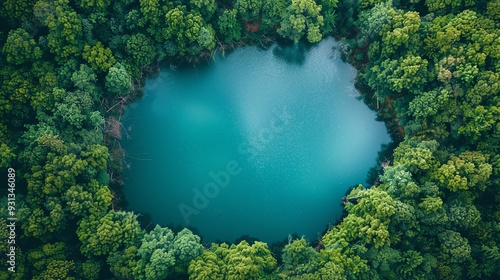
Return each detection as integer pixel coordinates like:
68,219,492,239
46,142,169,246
121,37,391,243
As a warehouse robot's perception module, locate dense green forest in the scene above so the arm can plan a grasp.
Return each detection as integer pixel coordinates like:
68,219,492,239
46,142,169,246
1,0,499,279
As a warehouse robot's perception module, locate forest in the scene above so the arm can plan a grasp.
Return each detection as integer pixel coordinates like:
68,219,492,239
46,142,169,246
0,0,499,279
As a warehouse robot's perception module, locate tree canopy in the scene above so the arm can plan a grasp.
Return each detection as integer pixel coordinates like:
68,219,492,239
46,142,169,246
1,0,499,279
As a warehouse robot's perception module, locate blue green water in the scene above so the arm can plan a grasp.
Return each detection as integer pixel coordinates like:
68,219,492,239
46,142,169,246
121,38,390,243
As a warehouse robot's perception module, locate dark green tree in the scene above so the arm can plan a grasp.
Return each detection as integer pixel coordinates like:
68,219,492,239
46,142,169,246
105,62,132,95
236,0,262,22
217,9,242,43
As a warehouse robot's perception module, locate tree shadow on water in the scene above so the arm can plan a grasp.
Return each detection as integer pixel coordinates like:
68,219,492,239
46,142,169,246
272,42,312,65
234,234,261,245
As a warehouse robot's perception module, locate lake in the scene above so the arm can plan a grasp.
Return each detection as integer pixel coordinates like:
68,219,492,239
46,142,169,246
121,37,391,243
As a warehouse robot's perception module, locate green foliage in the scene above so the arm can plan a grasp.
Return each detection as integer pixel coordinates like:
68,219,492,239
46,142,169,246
2,0,500,279
126,33,156,67
82,42,116,72
173,228,204,268
137,0,171,40
63,178,112,217
319,0,339,34
425,0,475,14
77,211,143,257
45,0,84,60
0,142,14,168
80,260,102,280
261,0,287,32
380,164,420,200
438,230,471,263
188,250,225,280
218,9,242,43
189,0,216,19
408,89,450,120
197,26,216,51
278,0,324,43
2,28,42,65
487,0,500,20
359,1,392,40
447,203,481,230
164,8,215,56
368,55,429,98
0,67,36,121
189,241,276,279
54,91,91,130
282,238,316,271
132,226,203,279
2,0,36,22
137,225,174,264
392,140,438,173
0,219,12,278
33,260,76,280
33,0,56,25
71,64,98,99
105,62,131,95
18,123,109,240
107,246,139,279
236,0,262,21
78,0,111,15
27,242,76,279
56,58,79,88
433,151,492,192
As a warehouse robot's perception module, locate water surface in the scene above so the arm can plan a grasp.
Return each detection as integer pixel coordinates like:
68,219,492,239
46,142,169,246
121,38,390,243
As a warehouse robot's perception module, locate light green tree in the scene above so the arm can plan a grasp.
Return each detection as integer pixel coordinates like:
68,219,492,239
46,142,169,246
433,151,492,192
134,226,203,279
282,238,316,271
77,211,143,257
2,28,42,65
164,8,215,55
33,261,76,280
278,0,324,43
82,42,116,72
280,237,321,277
173,228,204,271
188,250,225,280
45,0,84,60
189,241,276,279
